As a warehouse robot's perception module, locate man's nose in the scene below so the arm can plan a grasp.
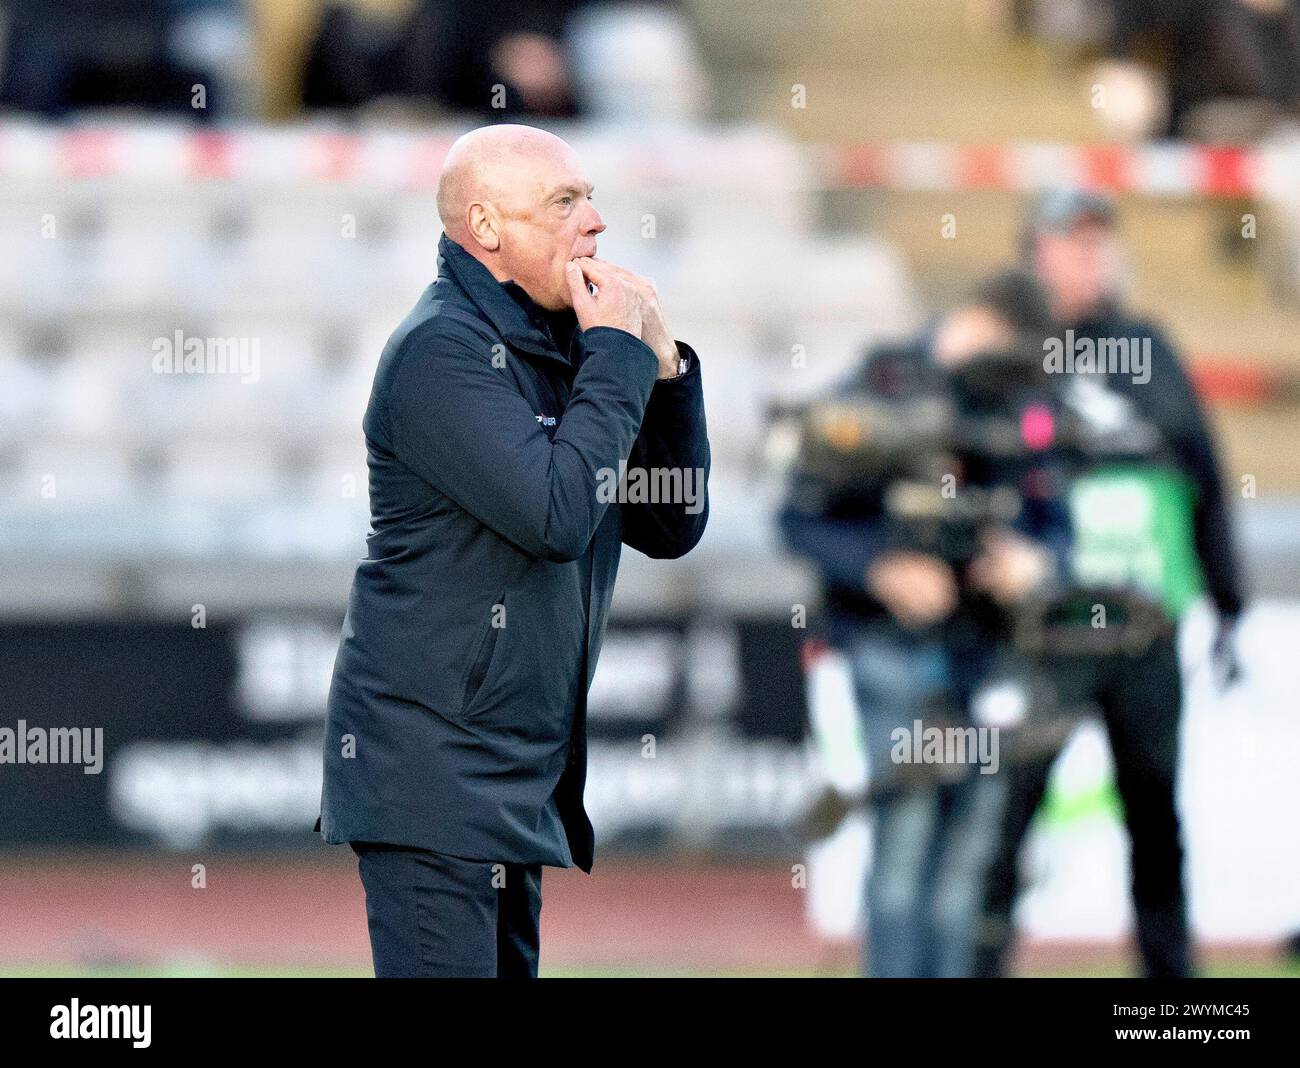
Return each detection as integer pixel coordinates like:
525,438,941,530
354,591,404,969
583,205,606,236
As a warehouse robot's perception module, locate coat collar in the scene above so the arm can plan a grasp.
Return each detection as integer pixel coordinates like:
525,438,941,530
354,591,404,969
435,233,575,370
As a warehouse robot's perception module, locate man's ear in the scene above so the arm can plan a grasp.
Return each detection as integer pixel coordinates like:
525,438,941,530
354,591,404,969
467,203,501,252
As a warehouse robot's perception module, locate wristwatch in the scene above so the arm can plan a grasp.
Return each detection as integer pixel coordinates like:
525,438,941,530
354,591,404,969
664,350,690,381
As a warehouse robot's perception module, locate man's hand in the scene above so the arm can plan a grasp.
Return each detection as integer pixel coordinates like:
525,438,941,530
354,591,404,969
577,257,680,379
566,259,643,337
967,531,1052,605
867,551,959,629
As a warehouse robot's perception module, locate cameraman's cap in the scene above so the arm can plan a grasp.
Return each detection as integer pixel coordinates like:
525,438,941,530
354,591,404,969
1027,187,1115,234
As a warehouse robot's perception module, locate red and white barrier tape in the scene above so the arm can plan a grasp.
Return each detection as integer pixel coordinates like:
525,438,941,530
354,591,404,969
825,141,1261,198
0,124,1277,199
0,126,458,188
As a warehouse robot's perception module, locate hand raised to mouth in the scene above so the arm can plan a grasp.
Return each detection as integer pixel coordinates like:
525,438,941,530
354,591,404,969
566,257,643,337
574,257,681,379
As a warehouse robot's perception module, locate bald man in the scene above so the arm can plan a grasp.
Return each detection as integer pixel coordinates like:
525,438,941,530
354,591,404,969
315,125,710,977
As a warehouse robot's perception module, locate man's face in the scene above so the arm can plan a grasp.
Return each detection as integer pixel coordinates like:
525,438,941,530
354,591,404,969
1033,221,1120,323
494,149,605,311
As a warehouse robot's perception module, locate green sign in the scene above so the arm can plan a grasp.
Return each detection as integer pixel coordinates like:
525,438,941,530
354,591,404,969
1068,464,1204,619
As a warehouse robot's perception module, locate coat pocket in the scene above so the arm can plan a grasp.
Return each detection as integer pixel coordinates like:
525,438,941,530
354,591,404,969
461,593,506,716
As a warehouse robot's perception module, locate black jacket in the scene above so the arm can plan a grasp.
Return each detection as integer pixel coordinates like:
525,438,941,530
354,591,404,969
316,234,709,871
1070,304,1244,621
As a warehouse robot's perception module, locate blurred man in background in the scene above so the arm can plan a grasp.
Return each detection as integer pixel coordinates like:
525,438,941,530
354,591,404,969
781,273,1065,977
303,0,584,118
301,0,699,121
973,189,1247,978
1103,0,1300,139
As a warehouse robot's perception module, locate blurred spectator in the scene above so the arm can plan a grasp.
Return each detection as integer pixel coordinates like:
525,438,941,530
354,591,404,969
301,0,702,122
303,0,579,118
1097,0,1300,139
974,189,1247,977
0,0,253,120
780,274,1063,978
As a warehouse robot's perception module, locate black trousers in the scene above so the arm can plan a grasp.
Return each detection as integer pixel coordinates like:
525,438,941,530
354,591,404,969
974,633,1192,977
351,842,543,977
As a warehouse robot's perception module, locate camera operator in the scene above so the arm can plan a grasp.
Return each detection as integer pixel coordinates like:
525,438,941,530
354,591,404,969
780,273,1065,978
972,189,1248,978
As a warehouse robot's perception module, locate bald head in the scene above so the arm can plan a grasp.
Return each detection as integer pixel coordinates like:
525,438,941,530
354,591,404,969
438,125,572,241
435,124,605,311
